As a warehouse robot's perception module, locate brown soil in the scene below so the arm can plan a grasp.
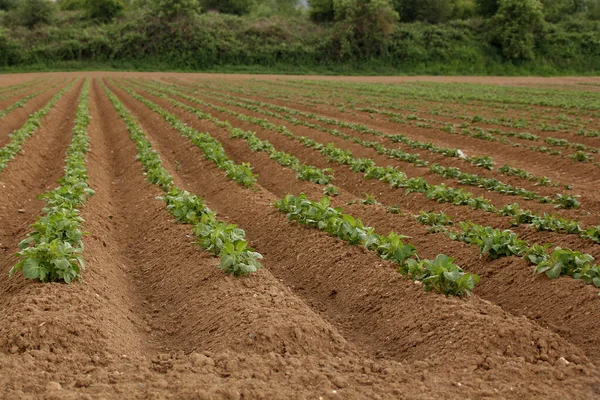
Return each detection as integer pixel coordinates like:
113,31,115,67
0,73,599,399
184,80,600,192
0,79,71,146
113,78,600,365
146,79,599,229
218,79,600,170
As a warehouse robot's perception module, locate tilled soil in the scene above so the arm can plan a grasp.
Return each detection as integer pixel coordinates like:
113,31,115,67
0,73,599,399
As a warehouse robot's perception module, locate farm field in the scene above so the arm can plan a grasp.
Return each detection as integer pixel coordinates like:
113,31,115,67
0,72,600,399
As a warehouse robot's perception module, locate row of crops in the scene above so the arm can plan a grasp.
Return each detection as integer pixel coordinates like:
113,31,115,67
1,77,599,298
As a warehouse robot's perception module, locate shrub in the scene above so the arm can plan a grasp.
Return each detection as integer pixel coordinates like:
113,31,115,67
85,0,124,22
15,0,55,28
489,0,545,60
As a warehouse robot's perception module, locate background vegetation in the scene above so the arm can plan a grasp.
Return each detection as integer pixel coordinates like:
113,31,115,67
0,0,599,74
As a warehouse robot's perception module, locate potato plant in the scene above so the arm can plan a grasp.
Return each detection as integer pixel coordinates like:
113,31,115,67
11,79,91,283
160,80,583,210
102,82,263,277
498,165,556,187
137,79,506,174
428,217,600,288
258,80,600,163
0,77,48,99
111,80,257,188
124,80,335,186
534,248,600,287
140,79,597,243
0,80,77,172
200,81,599,172
275,194,479,297
450,222,528,259
0,87,52,120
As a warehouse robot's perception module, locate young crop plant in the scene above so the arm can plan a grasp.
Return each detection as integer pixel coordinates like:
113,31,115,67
449,222,528,260
140,79,600,243
404,255,480,297
428,215,600,288
554,193,581,209
416,211,453,227
102,81,263,277
0,80,77,173
284,87,592,166
386,204,402,214
498,165,556,187
122,81,334,186
500,203,536,225
525,243,553,265
0,79,53,105
468,155,494,170
141,80,555,210
197,81,599,171
569,151,593,163
0,87,52,120
582,226,600,244
108,80,257,188
545,137,570,148
10,80,92,283
360,193,378,205
275,194,479,297
155,81,537,210
140,81,509,215
136,79,505,177
0,78,45,96
534,248,600,287
323,185,339,197
296,165,334,185
429,163,560,206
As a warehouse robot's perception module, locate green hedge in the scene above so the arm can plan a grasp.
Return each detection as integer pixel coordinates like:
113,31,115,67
1,14,600,75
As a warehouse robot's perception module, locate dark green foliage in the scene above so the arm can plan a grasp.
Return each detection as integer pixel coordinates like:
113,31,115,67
15,0,55,28
200,0,252,15
590,0,600,19
252,0,303,17
489,0,545,60
541,0,587,22
534,247,600,287
397,0,455,23
136,0,200,20
11,80,91,283
1,2,600,74
330,0,399,59
85,0,124,22
275,194,480,297
57,0,85,11
476,0,498,17
308,0,334,21
0,0,16,11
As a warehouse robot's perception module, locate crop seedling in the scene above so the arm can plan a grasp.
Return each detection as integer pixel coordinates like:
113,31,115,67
275,194,479,297
102,81,263,277
534,247,600,287
11,80,91,283
416,211,453,227
386,204,402,214
323,185,339,196
360,194,378,205
405,255,480,297
450,222,528,260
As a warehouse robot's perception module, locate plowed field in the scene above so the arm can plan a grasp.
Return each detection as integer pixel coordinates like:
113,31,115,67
1,73,599,399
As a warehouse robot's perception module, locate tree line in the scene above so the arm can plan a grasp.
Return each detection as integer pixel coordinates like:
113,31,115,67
1,0,599,72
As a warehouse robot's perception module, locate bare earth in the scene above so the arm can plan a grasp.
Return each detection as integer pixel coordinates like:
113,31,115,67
0,73,599,399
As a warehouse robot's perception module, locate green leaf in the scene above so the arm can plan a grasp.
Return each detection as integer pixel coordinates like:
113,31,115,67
546,261,563,279
18,237,35,250
22,258,43,280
